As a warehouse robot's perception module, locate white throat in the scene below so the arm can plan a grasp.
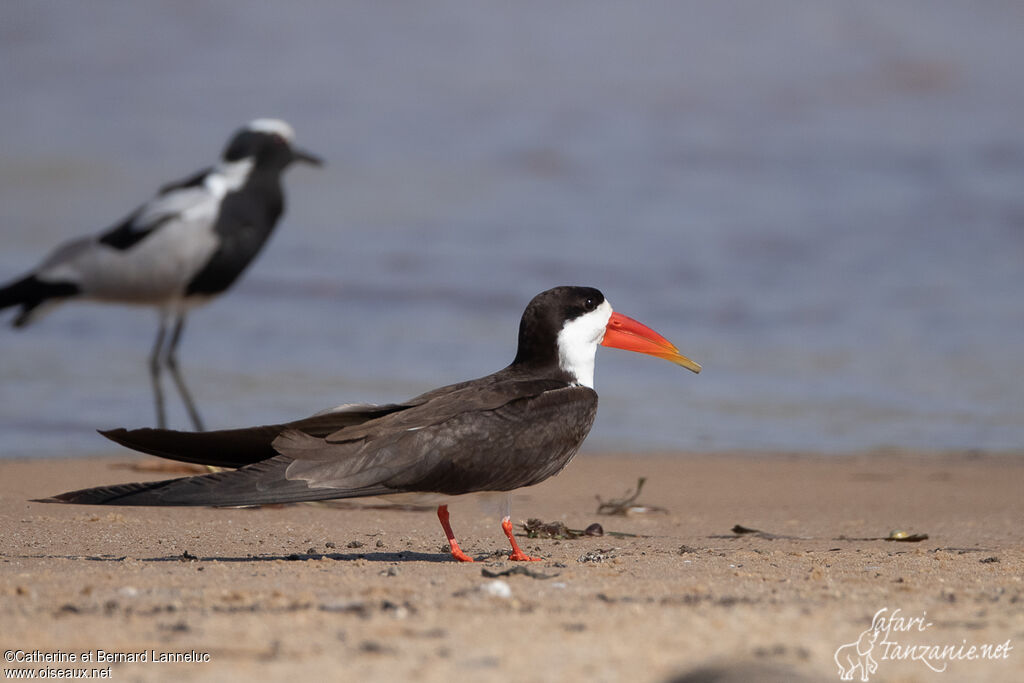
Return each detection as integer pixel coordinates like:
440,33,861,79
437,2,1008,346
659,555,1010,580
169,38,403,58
556,300,613,389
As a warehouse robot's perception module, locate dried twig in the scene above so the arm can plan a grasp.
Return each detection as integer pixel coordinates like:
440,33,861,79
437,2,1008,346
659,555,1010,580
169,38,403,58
595,477,667,516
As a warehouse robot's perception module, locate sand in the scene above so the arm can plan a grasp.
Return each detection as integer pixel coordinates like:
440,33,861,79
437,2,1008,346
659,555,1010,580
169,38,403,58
1,451,1022,682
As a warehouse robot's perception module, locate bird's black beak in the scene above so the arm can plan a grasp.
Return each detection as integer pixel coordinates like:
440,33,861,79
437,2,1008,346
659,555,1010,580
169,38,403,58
291,147,324,166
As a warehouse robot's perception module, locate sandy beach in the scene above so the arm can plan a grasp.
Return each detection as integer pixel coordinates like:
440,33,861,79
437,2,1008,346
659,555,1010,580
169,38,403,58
1,450,1021,682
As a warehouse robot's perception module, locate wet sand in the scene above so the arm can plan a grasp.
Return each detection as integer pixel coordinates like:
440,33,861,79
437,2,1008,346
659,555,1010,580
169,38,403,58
1,451,1022,682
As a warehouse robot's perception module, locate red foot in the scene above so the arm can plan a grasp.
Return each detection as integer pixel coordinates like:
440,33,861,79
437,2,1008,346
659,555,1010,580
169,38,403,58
507,549,543,562
449,544,475,563
502,517,543,562
437,504,475,563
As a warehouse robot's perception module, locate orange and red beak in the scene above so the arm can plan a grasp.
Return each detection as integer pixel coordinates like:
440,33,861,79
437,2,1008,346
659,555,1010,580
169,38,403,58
600,312,701,373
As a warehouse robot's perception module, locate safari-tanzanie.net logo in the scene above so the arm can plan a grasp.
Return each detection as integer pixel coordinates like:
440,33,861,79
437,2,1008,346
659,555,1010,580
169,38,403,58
834,607,1012,681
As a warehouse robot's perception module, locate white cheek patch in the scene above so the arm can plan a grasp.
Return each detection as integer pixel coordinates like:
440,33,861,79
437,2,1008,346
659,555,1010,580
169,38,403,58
556,300,613,389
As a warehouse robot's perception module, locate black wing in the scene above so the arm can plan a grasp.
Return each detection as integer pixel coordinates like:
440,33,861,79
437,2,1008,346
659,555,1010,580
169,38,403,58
99,402,411,468
95,371,571,469
278,383,599,496
37,457,394,507
43,378,597,508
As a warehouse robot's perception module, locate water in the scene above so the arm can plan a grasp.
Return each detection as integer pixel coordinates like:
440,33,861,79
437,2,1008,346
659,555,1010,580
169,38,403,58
2,2,1023,457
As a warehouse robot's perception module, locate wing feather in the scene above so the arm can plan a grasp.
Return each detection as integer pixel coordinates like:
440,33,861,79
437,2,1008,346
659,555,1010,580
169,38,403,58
39,457,395,507
281,385,598,495
100,402,410,468
56,375,597,507
97,179,214,251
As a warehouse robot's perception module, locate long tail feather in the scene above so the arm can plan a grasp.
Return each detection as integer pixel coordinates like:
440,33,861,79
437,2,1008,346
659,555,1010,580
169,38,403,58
35,458,393,507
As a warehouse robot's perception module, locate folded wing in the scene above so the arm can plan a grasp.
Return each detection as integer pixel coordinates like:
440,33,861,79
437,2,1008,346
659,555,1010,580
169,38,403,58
48,377,597,508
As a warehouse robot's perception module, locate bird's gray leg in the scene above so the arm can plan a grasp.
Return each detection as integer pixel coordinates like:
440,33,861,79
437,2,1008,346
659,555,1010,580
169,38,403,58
149,317,169,429
166,313,206,432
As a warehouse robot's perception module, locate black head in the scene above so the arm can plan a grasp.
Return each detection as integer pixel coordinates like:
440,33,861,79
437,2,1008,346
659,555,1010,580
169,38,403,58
511,286,702,385
221,119,323,170
512,286,608,371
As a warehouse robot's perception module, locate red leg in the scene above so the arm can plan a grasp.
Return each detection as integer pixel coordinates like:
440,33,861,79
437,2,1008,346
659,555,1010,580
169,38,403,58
437,505,474,562
502,516,542,561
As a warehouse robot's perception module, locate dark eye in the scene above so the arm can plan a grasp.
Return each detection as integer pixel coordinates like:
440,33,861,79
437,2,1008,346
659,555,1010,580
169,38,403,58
584,297,594,310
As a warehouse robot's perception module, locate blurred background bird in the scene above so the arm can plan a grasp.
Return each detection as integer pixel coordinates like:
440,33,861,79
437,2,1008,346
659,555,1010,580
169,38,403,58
0,118,322,430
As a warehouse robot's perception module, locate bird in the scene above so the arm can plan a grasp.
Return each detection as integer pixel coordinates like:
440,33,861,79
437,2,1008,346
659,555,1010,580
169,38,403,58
0,119,322,431
38,286,701,562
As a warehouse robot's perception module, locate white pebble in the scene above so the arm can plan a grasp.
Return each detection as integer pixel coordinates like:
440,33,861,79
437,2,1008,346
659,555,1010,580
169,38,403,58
479,580,512,599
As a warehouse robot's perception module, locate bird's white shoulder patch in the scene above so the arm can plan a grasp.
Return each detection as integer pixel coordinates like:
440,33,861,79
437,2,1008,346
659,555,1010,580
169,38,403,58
207,158,255,197
557,300,612,389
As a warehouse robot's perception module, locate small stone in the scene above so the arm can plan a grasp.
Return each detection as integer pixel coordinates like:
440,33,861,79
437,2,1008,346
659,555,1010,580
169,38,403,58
479,580,512,599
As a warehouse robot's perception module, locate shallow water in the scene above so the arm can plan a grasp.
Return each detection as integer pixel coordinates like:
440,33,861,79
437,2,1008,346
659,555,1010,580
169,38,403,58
2,2,1023,457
